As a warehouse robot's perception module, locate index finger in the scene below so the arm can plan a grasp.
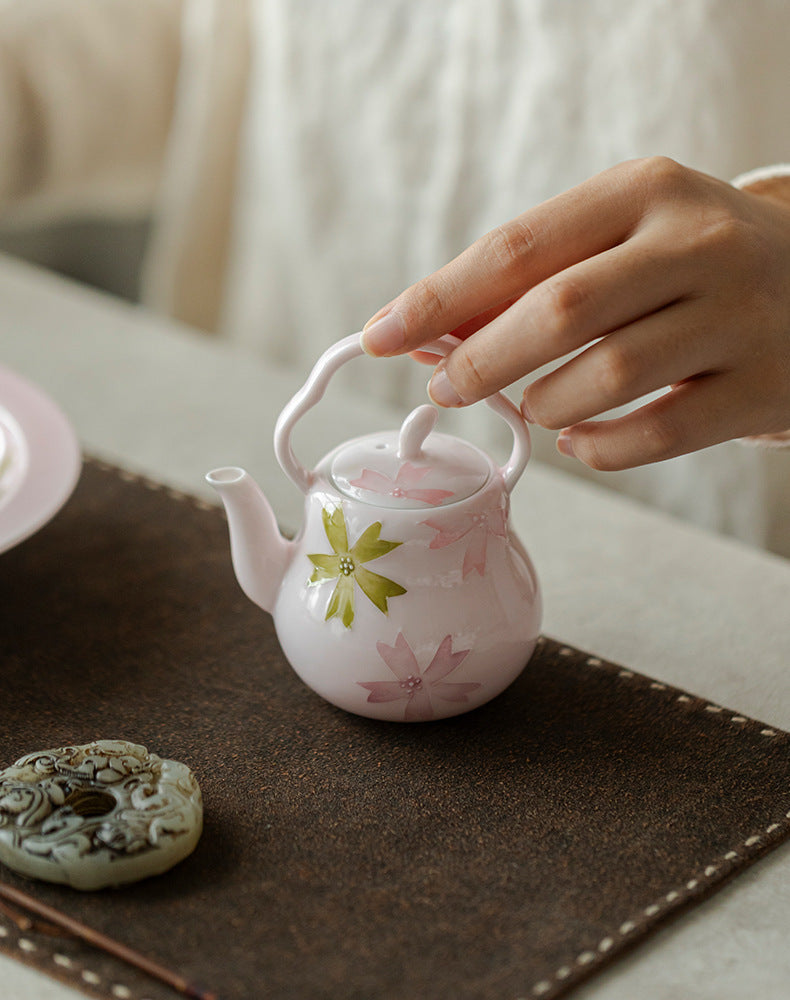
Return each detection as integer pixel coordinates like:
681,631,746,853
361,160,648,357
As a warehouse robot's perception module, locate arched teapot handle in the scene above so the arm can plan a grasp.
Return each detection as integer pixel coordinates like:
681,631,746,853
274,332,531,495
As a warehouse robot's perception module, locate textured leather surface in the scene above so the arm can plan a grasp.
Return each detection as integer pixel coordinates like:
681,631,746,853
1,459,789,1000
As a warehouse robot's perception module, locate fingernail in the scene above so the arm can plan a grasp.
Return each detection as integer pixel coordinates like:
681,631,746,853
521,399,534,423
557,430,574,457
361,311,406,356
428,366,463,407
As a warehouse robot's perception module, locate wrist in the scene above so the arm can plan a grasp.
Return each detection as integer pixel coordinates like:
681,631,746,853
731,165,790,447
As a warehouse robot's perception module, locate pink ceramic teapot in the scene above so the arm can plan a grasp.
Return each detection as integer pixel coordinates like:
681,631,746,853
208,333,541,722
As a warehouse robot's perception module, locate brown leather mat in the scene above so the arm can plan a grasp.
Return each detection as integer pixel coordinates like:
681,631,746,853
1,458,789,1000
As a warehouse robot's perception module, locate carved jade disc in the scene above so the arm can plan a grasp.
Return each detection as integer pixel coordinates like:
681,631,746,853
0,740,203,890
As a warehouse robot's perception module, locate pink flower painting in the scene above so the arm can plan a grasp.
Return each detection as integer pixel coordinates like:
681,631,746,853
350,462,454,506
358,632,479,721
421,505,507,577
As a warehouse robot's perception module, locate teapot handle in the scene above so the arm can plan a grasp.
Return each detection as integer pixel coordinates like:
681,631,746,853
274,332,531,495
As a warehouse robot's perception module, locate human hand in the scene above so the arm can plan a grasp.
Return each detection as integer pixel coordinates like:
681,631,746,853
361,157,790,470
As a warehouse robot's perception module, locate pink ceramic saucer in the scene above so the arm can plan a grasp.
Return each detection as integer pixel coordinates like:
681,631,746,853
0,366,81,554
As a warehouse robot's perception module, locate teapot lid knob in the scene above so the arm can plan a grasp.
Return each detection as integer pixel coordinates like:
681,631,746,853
397,405,438,461
330,402,491,510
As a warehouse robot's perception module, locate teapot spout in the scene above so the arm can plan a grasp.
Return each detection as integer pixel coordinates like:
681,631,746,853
206,467,292,615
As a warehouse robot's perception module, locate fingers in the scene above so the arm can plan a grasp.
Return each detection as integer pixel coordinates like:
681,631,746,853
443,297,521,343
361,161,648,357
557,374,749,471
521,299,726,429
362,157,790,467
408,298,520,365
426,233,693,407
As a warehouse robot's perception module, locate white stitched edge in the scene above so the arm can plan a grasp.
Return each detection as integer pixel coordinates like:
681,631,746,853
528,812,790,996
86,455,219,514
582,645,781,733
4,816,781,1000
0,924,138,999
529,644,789,996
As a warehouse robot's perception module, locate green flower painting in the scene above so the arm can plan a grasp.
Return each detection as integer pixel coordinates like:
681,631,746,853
307,507,406,628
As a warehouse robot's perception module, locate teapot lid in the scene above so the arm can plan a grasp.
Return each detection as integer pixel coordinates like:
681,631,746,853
329,405,490,509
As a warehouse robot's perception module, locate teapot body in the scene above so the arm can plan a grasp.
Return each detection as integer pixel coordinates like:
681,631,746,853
271,468,541,722
209,331,543,723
